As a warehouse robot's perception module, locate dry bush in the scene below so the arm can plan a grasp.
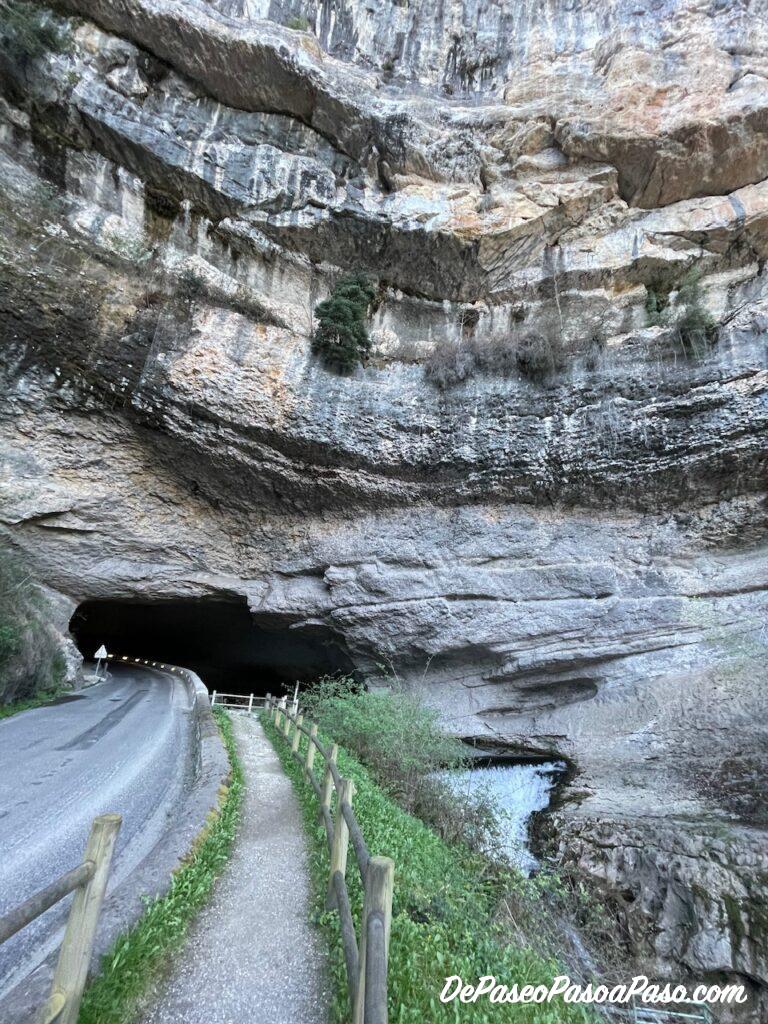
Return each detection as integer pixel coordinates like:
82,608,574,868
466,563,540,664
424,326,567,388
386,336,425,364
513,330,566,380
423,336,478,387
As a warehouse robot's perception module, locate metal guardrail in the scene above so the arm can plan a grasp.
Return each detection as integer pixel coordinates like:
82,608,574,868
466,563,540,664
267,696,394,1024
0,815,122,1024
104,659,273,715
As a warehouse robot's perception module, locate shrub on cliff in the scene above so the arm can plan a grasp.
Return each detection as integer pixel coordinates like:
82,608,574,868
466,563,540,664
0,1,70,62
424,327,566,388
0,621,21,672
674,268,717,353
285,14,310,31
423,335,478,388
645,267,717,354
312,275,376,372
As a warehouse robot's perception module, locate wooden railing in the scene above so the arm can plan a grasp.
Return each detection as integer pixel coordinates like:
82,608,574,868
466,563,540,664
210,691,271,712
266,696,394,1024
0,814,122,1024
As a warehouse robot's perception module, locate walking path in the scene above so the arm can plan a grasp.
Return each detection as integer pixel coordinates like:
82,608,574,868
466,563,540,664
140,715,329,1024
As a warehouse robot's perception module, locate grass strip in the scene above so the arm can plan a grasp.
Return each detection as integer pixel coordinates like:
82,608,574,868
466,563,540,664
77,708,243,1024
0,686,66,721
261,713,593,1024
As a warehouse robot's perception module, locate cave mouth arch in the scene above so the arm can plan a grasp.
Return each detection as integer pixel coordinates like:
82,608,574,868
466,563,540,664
69,597,355,695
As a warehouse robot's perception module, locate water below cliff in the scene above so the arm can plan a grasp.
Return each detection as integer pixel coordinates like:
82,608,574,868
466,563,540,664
444,762,566,875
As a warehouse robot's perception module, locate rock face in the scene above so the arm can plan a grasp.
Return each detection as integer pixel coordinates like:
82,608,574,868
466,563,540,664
1,0,767,1016
0,558,80,703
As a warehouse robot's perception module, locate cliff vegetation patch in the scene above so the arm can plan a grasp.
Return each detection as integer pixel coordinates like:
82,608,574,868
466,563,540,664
423,326,567,389
312,275,376,372
645,268,717,356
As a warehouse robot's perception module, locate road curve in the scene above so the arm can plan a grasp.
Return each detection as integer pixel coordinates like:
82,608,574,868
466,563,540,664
0,666,194,997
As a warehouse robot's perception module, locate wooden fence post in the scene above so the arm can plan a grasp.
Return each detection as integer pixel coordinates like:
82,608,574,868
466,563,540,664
211,690,217,707
305,722,318,773
326,777,354,910
248,693,254,713
38,814,122,1024
291,714,303,754
277,696,286,729
320,743,338,816
353,855,394,1024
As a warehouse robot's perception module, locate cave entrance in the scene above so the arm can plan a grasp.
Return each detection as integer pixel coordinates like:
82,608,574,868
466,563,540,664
69,597,354,695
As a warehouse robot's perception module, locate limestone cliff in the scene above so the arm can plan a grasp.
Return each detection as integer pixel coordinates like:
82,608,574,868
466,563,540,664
1,0,767,1015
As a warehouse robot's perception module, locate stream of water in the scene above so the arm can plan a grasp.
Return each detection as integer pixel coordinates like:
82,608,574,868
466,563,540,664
443,762,565,875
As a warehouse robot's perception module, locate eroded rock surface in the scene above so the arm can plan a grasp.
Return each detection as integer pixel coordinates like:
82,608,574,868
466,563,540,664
1,0,767,1015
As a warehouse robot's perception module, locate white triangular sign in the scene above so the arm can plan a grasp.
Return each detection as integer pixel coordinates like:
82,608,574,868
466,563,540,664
94,645,108,660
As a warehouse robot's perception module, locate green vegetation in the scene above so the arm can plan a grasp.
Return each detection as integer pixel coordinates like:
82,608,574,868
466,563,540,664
104,230,153,265
312,275,376,372
176,268,204,307
0,555,28,681
645,267,717,354
77,709,244,1024
300,675,502,851
0,620,22,673
0,549,66,704
0,0,70,62
263,713,593,1023
0,684,66,720
644,282,669,328
674,269,717,353
285,14,310,31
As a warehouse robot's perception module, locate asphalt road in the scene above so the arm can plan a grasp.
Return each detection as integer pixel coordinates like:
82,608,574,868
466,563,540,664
0,666,194,998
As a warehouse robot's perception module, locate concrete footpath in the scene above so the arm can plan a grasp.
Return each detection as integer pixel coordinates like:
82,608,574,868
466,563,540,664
140,715,329,1024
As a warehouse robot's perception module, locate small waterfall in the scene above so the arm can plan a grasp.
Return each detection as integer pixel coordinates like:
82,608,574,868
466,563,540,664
443,762,565,875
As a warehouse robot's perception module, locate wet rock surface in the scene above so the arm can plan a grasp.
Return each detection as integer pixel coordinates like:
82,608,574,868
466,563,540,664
0,0,767,1015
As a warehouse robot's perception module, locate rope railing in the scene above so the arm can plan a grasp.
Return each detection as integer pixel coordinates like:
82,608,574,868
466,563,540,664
265,695,394,1024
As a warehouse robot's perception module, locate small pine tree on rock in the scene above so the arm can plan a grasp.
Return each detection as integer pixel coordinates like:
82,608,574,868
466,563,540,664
312,275,376,372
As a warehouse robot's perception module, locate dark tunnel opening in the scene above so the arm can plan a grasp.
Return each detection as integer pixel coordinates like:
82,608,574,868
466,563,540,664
70,597,355,695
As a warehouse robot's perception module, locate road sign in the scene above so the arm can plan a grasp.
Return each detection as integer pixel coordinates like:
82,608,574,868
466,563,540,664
93,645,109,682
